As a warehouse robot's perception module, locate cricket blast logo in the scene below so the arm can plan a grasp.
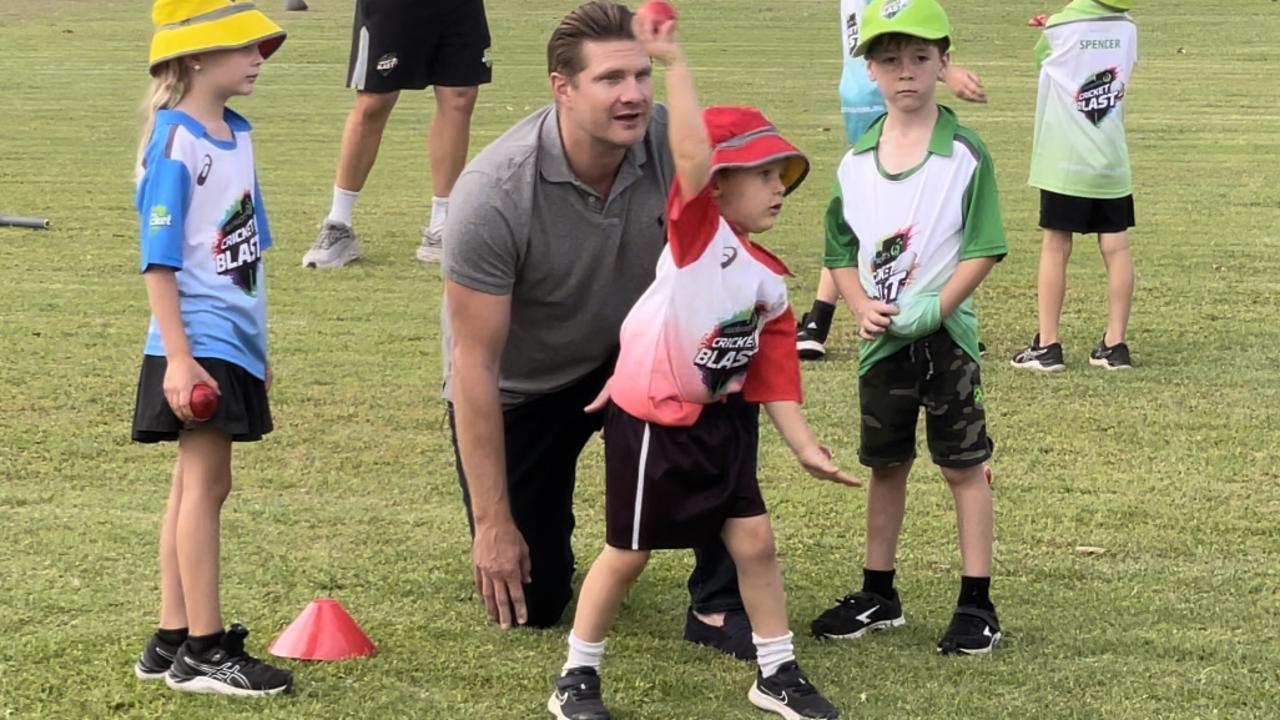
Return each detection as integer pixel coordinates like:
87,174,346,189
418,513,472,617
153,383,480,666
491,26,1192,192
1076,67,1125,126
871,226,917,303
213,190,262,296
694,305,764,395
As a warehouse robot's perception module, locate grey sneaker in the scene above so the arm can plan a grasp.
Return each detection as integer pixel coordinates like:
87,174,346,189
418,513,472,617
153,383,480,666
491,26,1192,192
416,226,443,264
303,221,360,269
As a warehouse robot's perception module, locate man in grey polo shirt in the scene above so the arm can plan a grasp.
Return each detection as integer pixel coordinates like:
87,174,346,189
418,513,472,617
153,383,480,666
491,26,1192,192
442,0,753,659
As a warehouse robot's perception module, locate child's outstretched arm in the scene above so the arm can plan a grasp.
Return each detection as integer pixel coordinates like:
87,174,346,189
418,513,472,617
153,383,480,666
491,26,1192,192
764,401,861,487
143,269,220,421
633,13,710,202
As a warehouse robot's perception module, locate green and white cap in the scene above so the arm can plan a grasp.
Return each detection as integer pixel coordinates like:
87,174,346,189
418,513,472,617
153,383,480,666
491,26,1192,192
854,0,951,57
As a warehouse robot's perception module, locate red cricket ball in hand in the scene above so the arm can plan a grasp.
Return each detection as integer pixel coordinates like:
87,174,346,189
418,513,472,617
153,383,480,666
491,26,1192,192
190,383,218,422
638,0,677,31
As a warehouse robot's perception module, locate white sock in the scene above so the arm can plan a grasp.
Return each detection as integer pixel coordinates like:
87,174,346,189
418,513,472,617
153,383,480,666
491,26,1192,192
327,186,360,226
562,632,605,675
753,631,795,678
428,195,449,234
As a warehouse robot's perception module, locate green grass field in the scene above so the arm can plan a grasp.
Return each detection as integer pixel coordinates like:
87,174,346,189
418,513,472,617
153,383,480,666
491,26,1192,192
3,0,1279,717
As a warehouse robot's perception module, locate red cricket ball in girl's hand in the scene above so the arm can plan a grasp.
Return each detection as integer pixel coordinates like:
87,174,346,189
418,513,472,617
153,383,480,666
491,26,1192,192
638,0,677,31
190,383,218,422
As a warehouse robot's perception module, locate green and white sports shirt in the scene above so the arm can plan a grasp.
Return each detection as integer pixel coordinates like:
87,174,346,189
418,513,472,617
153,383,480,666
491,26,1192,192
1029,0,1138,199
824,106,1007,376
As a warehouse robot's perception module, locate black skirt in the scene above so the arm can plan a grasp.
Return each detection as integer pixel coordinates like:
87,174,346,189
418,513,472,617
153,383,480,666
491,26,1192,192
131,355,273,443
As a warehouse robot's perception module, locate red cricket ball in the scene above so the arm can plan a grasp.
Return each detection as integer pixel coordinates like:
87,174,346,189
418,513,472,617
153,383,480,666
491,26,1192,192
638,0,677,30
191,383,218,422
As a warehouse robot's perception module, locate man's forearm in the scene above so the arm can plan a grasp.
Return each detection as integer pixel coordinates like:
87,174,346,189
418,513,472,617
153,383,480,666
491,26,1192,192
453,363,512,527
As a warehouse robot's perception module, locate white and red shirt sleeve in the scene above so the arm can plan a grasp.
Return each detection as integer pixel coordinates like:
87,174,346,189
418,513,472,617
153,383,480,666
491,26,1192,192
610,181,800,427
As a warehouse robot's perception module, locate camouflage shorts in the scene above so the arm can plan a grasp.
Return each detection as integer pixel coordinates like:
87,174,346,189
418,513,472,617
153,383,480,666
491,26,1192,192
858,331,993,469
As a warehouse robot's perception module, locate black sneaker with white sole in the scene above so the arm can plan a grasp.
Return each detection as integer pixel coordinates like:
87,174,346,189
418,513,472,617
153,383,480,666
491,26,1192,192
748,661,839,719
1090,335,1133,370
937,605,1002,655
134,633,181,680
796,314,827,361
547,667,610,720
166,624,292,697
809,590,905,640
1011,334,1066,372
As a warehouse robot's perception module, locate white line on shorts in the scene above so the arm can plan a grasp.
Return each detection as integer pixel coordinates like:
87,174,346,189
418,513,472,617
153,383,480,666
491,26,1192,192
631,423,651,550
350,26,370,90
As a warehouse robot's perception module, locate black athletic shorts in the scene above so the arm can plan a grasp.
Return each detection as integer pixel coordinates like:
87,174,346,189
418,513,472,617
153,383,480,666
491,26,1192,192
1039,189,1135,234
858,331,993,469
347,0,492,93
132,356,272,443
604,398,766,551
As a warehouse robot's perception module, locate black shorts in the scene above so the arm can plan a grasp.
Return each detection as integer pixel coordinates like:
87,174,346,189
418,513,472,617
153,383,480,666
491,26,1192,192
347,0,492,92
604,398,766,551
1039,189,1135,234
131,356,273,443
859,331,993,469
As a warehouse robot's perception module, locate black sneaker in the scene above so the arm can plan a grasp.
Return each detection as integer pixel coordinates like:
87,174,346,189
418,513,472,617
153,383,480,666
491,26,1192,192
796,314,827,361
684,606,756,660
165,624,292,697
1090,335,1133,370
547,666,610,720
1011,333,1066,372
134,633,181,681
748,660,839,719
810,590,905,640
937,606,1002,655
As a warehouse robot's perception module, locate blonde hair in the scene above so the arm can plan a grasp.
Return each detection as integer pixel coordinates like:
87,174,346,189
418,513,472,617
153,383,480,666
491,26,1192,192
136,59,191,176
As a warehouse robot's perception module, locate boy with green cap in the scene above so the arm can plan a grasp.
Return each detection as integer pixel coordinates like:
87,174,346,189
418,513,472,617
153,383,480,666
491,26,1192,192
1013,0,1137,372
811,0,1008,655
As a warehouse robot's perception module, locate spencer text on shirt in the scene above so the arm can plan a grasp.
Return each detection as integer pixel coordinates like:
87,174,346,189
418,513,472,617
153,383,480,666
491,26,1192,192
1029,0,1138,199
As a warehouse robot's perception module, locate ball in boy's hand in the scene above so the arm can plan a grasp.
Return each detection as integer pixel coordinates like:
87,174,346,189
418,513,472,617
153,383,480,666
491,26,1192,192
637,0,677,31
191,383,218,422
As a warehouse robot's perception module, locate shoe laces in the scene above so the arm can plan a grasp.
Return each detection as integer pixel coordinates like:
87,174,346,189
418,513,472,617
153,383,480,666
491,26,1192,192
771,663,819,697
317,224,348,249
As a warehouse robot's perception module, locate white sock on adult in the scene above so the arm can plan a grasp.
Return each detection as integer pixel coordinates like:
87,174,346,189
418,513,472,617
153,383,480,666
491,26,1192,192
753,631,795,678
562,632,605,675
327,186,360,227
428,195,449,235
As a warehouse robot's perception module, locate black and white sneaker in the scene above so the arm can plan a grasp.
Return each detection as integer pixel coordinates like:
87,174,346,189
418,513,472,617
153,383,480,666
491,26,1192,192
748,661,839,719
796,314,827,361
165,625,292,697
1090,335,1133,370
547,667,610,720
1011,334,1066,372
937,606,1002,656
134,633,181,680
809,591,905,640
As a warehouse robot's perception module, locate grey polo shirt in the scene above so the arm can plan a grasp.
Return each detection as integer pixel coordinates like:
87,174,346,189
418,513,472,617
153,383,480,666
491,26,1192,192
442,103,673,407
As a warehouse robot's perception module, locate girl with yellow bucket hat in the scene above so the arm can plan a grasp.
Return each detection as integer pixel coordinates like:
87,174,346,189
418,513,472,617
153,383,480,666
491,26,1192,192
130,1,292,697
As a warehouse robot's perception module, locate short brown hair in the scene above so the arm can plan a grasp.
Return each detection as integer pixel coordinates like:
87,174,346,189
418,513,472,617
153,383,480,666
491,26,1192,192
864,32,950,60
547,1,635,77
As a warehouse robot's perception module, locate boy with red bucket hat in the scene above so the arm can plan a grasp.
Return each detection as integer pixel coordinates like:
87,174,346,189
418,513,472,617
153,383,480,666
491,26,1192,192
545,10,857,720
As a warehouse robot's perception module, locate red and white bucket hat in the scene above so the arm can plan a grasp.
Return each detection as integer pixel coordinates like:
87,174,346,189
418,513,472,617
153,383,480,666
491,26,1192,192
703,106,810,195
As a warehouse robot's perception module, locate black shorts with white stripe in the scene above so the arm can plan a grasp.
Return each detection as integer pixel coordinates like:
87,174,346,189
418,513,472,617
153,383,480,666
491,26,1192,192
603,397,766,551
346,0,492,93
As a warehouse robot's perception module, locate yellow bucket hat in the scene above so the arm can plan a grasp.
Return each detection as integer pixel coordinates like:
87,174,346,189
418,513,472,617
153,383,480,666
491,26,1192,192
149,0,286,74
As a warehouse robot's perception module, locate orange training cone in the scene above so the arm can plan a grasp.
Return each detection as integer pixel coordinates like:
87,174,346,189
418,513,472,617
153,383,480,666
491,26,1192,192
269,598,376,661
